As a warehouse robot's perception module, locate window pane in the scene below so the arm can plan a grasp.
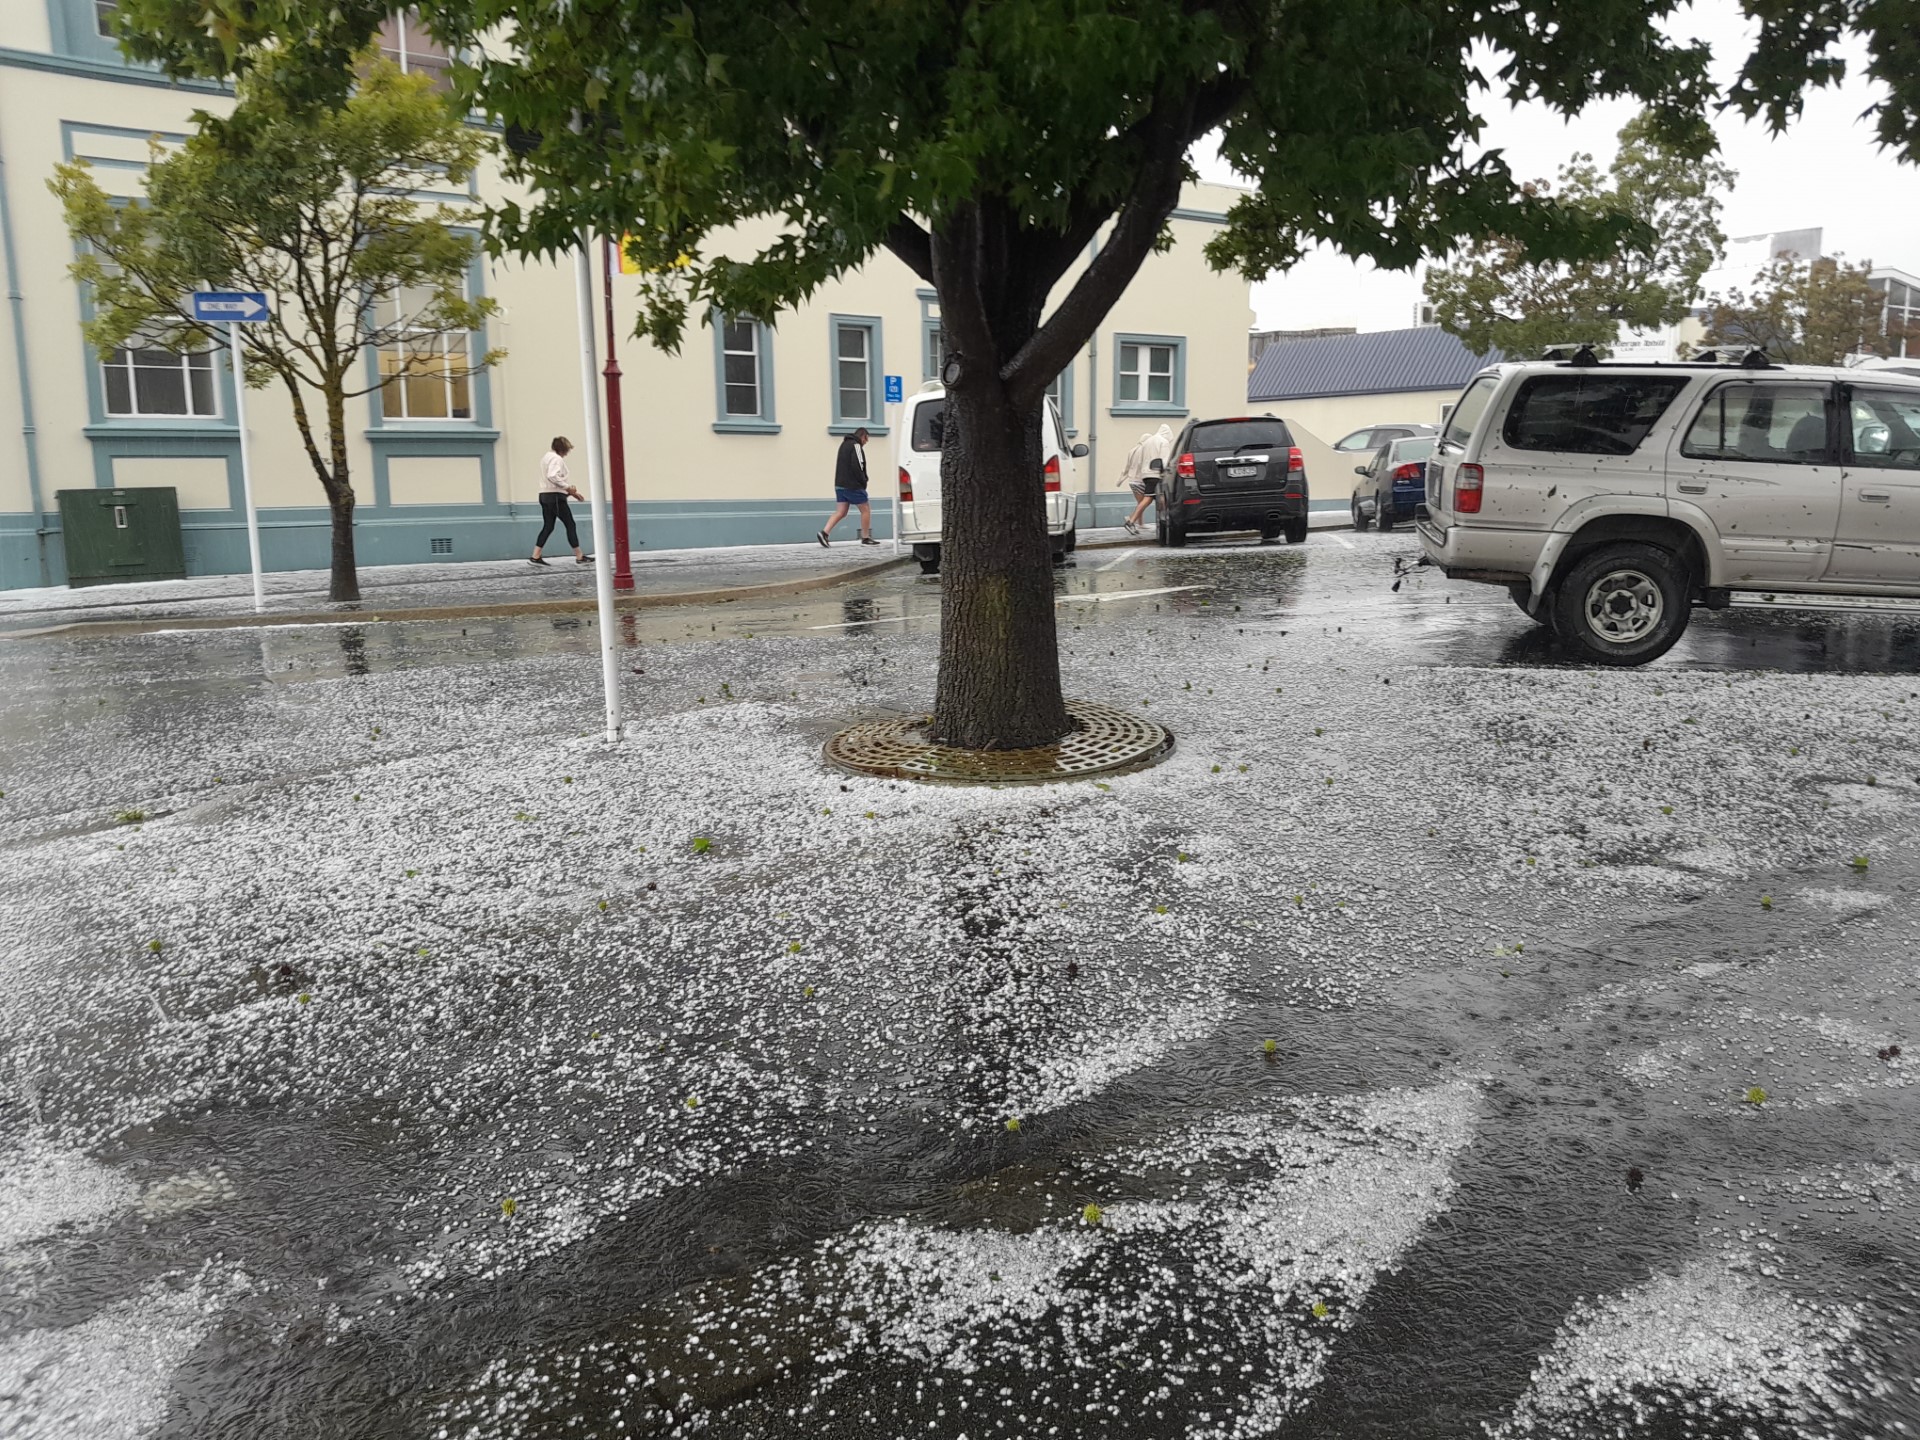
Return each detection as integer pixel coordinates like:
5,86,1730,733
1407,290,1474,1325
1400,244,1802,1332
1149,346,1173,378
1119,373,1140,402
911,400,946,452
725,382,759,416
1442,374,1500,448
840,387,870,420
724,353,757,389
94,0,117,37
1500,375,1688,455
1682,383,1831,464
1147,373,1172,403
1849,390,1920,470
838,358,867,392
103,361,132,415
189,361,216,416
403,340,450,417
131,352,189,414
837,325,866,362
449,371,471,420
723,319,755,354
1120,343,1139,375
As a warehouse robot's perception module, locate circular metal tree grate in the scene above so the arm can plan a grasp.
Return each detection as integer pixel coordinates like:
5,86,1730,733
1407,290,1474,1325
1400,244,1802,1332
824,698,1173,786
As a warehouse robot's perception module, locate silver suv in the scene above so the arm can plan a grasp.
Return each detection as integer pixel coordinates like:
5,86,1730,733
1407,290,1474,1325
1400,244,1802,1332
1418,353,1920,663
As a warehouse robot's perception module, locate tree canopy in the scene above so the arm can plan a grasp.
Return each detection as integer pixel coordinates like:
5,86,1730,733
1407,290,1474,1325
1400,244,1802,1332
54,54,498,601
1702,254,1892,365
1423,112,1736,359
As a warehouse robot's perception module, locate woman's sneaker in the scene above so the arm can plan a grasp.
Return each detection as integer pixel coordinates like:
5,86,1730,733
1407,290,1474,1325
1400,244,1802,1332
1122,519,1140,536
816,530,831,547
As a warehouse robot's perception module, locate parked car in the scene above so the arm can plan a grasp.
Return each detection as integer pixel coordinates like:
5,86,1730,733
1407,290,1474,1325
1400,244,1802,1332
1155,414,1309,547
1349,435,1436,532
1332,422,1437,454
1418,351,1920,664
898,384,1084,575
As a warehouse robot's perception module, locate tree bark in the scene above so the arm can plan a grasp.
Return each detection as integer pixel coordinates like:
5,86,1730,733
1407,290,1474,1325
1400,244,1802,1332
322,384,359,602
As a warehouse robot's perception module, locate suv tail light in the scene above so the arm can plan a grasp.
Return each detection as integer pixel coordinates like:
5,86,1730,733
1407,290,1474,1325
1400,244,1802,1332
1454,462,1484,514
1176,452,1195,479
1043,454,1061,493
1392,462,1423,483
898,466,913,503
1287,446,1304,473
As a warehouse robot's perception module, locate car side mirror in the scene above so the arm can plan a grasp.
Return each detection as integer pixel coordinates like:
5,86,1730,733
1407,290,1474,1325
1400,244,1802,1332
1354,464,1370,476
1147,458,1165,474
1070,443,1089,458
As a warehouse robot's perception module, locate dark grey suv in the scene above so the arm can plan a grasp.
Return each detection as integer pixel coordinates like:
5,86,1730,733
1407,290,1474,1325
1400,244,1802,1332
1155,415,1309,547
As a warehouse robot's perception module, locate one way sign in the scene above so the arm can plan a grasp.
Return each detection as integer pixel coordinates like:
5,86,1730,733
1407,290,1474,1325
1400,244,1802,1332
191,291,271,322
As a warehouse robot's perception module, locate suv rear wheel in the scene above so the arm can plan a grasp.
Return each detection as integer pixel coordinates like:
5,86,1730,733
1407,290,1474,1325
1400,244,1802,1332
1550,543,1690,665
1283,519,1308,545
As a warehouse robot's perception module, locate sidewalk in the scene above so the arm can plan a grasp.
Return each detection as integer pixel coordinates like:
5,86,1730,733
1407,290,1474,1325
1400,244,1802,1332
0,539,914,637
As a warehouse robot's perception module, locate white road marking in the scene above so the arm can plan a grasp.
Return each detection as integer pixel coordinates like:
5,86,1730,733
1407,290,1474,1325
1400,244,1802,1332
1326,533,1355,550
1057,585,1202,605
806,614,917,630
1098,549,1139,571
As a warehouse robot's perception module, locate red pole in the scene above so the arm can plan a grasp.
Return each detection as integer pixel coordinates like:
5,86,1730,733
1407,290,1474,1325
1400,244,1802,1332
601,235,634,591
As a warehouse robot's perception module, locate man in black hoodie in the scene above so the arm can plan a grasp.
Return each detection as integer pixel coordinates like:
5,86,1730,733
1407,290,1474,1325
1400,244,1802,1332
817,427,877,546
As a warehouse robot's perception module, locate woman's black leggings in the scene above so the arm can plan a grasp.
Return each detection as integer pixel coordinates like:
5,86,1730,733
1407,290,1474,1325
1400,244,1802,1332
536,492,579,549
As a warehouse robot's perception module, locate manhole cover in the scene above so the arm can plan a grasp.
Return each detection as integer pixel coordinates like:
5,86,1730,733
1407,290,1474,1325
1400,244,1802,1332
824,698,1173,785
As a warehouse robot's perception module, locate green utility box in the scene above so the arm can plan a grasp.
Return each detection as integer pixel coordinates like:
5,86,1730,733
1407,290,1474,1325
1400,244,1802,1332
56,487,188,588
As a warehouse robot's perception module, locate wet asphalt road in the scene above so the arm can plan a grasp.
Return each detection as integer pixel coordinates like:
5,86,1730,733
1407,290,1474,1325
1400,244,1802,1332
2,527,1918,1440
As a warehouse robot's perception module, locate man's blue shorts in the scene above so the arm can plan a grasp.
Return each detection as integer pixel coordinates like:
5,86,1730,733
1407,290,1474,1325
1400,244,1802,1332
835,487,870,505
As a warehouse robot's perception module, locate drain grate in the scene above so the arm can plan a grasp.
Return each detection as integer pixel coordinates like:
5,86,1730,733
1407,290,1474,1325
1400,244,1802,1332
824,698,1173,786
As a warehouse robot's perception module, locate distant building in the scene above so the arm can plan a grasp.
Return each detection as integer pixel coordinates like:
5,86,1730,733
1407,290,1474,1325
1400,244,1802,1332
1247,327,1354,369
1246,325,1503,444
1868,266,1920,358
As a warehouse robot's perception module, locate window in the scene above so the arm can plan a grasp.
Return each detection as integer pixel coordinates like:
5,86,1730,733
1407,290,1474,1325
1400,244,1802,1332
829,316,884,432
926,325,947,384
911,400,947,452
712,315,777,432
376,9,453,91
1848,389,1920,470
1682,383,1833,464
102,347,218,418
1189,419,1292,452
1442,374,1500,449
1112,334,1186,414
375,282,472,420
1045,366,1075,434
1334,428,1380,452
94,0,117,37
1500,375,1689,456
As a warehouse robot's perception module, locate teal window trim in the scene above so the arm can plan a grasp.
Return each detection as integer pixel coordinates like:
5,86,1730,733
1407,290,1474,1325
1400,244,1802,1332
1047,362,1077,437
364,227,495,432
46,0,140,66
827,313,887,436
1111,332,1189,417
364,432,500,510
712,312,779,434
918,288,942,383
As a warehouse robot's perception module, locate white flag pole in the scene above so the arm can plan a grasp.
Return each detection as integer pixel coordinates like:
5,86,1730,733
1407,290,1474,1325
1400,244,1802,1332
572,239,622,744
229,320,265,613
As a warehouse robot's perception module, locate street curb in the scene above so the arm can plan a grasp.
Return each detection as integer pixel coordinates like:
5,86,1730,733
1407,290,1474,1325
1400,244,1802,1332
0,553,913,641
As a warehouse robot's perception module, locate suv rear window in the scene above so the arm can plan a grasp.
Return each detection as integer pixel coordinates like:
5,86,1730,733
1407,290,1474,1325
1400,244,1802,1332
911,400,946,452
1501,374,1688,455
1442,374,1498,449
1189,419,1290,452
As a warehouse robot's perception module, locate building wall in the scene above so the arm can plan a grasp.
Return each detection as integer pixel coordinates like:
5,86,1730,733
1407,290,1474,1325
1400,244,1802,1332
1264,389,1467,450
0,16,1250,588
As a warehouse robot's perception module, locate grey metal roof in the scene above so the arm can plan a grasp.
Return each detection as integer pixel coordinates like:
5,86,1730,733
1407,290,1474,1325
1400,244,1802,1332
1247,325,1504,402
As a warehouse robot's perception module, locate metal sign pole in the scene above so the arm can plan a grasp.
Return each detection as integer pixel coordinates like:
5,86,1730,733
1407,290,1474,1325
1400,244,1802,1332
571,240,621,744
229,319,265,613
884,374,903,554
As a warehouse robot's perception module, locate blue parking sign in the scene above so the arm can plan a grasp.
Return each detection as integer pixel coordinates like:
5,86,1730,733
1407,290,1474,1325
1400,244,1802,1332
884,374,903,405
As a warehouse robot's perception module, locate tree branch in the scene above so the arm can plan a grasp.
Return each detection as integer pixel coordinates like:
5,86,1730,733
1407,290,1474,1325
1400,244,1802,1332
882,215,934,285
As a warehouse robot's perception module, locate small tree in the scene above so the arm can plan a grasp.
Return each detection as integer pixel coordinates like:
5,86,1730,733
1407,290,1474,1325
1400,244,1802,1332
52,55,498,601
1423,112,1735,359
1703,254,1890,365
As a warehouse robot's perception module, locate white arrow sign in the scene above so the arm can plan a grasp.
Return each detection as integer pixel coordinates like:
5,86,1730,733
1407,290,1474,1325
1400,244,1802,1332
191,291,270,322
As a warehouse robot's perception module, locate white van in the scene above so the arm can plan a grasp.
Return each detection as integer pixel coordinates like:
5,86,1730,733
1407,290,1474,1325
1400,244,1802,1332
896,384,1084,575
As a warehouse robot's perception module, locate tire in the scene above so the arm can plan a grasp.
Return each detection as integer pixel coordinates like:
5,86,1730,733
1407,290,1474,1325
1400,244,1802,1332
1375,493,1394,533
915,542,941,576
1155,517,1169,547
1284,519,1308,545
919,557,940,575
1549,543,1690,665
1166,521,1188,548
1508,583,1549,626
1061,526,1078,554
1259,524,1282,544
1351,500,1372,533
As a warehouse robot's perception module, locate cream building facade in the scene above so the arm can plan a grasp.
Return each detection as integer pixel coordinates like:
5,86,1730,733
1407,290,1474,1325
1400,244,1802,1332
0,4,1252,590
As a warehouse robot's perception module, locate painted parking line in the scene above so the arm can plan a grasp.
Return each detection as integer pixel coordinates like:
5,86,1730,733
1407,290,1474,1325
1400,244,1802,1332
1324,533,1355,550
806,614,918,630
1057,585,1202,605
1098,549,1140,571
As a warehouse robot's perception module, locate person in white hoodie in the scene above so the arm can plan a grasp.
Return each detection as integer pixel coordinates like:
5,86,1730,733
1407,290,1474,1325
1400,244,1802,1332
1119,423,1174,535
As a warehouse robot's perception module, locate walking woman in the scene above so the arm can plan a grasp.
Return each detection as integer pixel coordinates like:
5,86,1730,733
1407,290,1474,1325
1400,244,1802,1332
529,436,592,565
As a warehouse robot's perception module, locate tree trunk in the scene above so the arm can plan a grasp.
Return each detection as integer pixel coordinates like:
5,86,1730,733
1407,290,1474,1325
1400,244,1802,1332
929,375,1071,750
323,385,359,602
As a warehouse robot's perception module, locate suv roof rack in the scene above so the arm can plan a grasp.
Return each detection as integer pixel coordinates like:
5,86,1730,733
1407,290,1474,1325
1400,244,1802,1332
1539,343,1603,366
1533,344,1781,372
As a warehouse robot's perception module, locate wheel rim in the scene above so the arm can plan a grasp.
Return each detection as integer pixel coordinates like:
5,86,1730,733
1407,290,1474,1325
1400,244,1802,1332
1582,568,1663,644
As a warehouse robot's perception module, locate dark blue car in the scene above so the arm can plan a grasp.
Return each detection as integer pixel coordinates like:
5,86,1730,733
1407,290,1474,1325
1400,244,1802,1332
1349,435,1436,532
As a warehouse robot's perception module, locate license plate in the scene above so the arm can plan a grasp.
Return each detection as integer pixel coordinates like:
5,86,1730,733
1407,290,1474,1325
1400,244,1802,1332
1224,465,1257,479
